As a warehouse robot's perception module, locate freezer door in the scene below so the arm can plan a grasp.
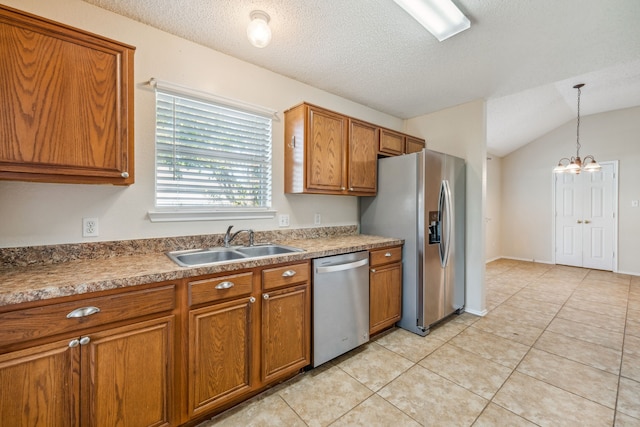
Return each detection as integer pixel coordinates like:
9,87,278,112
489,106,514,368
422,150,445,327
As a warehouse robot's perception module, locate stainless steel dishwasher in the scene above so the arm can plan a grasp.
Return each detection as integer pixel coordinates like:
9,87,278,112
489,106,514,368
312,251,370,367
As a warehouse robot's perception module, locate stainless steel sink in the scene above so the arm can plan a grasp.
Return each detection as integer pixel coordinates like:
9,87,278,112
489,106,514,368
235,244,304,257
168,248,246,267
166,244,304,267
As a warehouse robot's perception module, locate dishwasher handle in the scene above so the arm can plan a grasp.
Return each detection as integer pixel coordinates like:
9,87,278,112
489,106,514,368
315,257,368,274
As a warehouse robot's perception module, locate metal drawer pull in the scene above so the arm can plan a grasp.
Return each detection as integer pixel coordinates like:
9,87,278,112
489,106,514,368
67,306,101,318
79,336,91,346
121,171,129,178
263,294,270,300
249,296,256,303
370,269,376,273
69,339,80,348
215,281,235,289
385,252,392,257
282,270,297,277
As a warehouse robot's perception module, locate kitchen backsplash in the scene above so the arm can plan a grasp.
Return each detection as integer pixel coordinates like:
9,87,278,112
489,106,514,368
0,225,358,268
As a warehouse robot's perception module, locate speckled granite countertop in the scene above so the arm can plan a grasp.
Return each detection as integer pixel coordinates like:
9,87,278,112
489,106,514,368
0,233,402,307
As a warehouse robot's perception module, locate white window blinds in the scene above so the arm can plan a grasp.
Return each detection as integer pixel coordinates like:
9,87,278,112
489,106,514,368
155,89,272,208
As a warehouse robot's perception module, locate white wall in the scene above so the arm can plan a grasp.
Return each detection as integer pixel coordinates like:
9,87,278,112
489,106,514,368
485,155,502,262
405,100,487,316
501,106,640,275
0,0,404,248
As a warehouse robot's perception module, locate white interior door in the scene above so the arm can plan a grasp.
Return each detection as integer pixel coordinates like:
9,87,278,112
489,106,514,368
554,162,617,270
555,173,583,266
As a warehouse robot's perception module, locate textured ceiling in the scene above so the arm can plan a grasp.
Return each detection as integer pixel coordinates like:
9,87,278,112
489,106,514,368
83,0,640,157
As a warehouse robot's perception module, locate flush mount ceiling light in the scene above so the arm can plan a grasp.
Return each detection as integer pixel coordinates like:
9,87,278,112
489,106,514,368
554,84,601,174
393,0,470,41
247,10,272,48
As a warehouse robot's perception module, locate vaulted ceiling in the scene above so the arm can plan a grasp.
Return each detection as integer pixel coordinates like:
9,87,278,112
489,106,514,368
83,0,640,157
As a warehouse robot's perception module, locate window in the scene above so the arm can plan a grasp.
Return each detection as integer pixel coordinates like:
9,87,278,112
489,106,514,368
154,84,272,215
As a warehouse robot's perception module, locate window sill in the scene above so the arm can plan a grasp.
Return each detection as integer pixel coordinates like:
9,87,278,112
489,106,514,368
148,209,277,223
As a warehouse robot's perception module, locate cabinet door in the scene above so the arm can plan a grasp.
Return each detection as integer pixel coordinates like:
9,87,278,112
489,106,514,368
307,106,348,192
405,136,426,154
262,283,310,383
0,5,135,185
369,263,402,335
348,120,378,195
379,129,404,156
188,298,254,417
0,339,80,427
82,316,174,427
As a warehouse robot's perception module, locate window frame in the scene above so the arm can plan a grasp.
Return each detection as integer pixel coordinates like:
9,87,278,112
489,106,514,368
147,79,277,223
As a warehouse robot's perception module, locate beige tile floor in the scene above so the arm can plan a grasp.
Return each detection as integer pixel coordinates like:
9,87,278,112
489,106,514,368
200,260,640,426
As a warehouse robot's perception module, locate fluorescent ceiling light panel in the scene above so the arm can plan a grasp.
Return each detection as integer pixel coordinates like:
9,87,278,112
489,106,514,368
393,0,470,41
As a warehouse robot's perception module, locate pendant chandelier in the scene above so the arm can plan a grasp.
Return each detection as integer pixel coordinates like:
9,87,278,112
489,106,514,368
553,83,601,174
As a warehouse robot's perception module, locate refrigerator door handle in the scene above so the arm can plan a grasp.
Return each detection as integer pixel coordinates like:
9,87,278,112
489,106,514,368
440,179,453,268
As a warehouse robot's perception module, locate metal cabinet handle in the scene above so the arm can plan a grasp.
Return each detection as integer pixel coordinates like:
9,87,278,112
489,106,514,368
67,306,100,318
69,339,80,348
121,171,129,178
282,270,296,277
584,220,591,224
249,296,256,303
341,187,346,191
577,220,583,224
215,281,234,290
79,336,91,346
263,294,270,300
349,187,354,191
385,252,392,257
370,269,376,273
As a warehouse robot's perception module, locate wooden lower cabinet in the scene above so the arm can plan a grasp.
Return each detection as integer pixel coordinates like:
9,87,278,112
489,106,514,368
0,338,79,427
0,316,174,427
188,297,255,418
369,246,403,335
261,282,310,383
83,316,174,427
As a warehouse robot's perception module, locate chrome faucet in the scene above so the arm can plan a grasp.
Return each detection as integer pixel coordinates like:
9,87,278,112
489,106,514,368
223,225,254,247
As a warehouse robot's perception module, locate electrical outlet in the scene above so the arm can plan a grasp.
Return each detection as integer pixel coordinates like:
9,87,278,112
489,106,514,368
278,214,290,227
314,213,321,225
83,217,99,237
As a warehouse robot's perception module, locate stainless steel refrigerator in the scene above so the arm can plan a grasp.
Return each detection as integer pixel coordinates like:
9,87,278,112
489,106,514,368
360,149,465,336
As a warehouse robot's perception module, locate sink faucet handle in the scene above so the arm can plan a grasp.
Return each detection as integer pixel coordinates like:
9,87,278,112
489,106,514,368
249,229,255,246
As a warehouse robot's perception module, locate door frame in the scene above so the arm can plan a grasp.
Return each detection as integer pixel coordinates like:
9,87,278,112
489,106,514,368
551,160,619,271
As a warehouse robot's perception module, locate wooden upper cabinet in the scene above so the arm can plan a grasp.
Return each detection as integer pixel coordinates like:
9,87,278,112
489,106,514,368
348,119,378,194
307,106,347,192
405,136,426,154
0,5,135,185
379,128,405,156
284,103,376,196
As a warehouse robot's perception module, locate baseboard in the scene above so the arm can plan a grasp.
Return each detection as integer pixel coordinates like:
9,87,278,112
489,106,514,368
499,256,554,265
464,308,488,317
485,256,502,263
617,270,640,277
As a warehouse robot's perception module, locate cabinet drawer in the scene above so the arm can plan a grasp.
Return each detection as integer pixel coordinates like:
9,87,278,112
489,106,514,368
262,262,310,291
370,246,402,267
0,285,175,347
189,272,253,306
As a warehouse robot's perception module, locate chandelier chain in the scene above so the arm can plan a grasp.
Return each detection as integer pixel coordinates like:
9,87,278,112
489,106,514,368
576,85,581,158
